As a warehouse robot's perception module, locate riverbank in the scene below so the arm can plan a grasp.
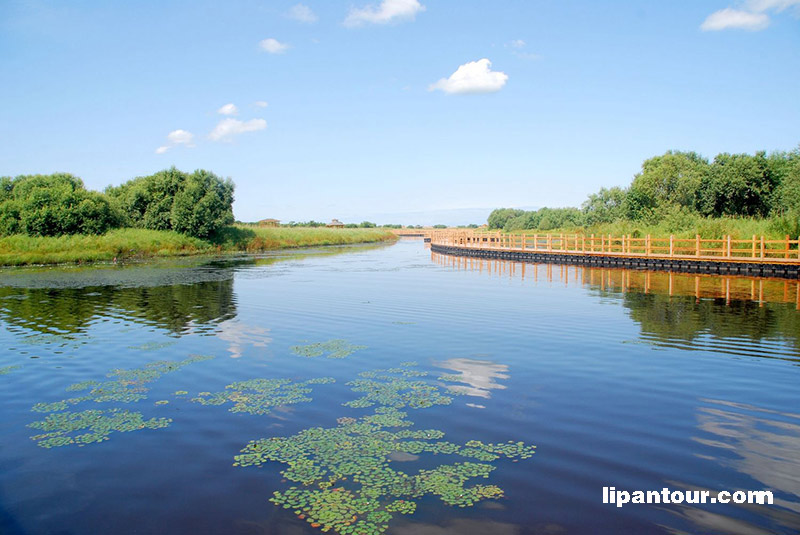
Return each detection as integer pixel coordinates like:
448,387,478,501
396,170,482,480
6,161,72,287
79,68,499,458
0,226,397,266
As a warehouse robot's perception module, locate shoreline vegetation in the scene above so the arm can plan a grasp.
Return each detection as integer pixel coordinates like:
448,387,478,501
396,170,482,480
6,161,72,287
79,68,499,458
486,147,800,241
0,226,396,267
0,169,397,267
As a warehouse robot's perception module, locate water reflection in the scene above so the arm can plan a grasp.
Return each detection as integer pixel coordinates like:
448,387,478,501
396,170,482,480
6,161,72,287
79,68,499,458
0,279,236,337
659,398,800,534
431,252,800,356
436,358,509,401
215,319,272,358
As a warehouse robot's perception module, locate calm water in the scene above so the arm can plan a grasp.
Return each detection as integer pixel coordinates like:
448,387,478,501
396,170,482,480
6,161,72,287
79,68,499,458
1,239,799,535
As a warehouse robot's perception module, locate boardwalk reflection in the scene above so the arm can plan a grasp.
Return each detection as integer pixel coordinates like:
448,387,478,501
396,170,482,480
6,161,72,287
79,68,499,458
432,251,800,356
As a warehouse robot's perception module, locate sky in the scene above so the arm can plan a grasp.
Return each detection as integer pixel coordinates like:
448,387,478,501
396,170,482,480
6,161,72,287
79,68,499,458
1,0,799,226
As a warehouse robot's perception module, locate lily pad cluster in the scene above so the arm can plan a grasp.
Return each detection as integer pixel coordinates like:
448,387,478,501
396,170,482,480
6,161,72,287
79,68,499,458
28,355,212,448
190,377,335,415
345,364,456,409
31,355,213,412
0,365,20,375
290,339,367,359
28,409,171,448
234,407,535,535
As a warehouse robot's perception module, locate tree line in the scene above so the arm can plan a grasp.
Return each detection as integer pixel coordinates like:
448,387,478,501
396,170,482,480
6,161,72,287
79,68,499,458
0,168,234,239
488,147,800,235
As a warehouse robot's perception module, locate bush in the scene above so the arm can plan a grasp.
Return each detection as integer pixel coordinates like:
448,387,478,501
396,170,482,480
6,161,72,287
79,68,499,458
0,173,120,237
107,168,234,239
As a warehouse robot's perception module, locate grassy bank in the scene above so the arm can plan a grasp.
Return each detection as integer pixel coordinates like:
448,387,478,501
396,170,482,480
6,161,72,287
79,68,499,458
0,226,397,267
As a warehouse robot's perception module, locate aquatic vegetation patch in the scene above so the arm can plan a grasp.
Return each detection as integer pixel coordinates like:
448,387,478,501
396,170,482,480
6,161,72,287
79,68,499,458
345,365,457,410
31,355,213,413
0,365,20,375
234,407,535,535
191,377,335,415
128,340,178,351
28,409,171,448
290,339,367,359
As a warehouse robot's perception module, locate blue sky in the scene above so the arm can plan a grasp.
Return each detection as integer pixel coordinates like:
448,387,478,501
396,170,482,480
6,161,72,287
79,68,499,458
1,0,798,225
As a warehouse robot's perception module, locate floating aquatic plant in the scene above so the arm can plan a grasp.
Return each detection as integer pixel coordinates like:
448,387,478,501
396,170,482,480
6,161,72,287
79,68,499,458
0,365,20,375
345,365,457,410
191,377,335,415
28,409,171,448
128,340,178,351
30,355,213,413
290,339,367,359
235,407,535,535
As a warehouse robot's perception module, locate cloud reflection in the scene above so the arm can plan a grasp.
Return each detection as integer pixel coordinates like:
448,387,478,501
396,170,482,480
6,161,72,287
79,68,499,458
435,358,509,401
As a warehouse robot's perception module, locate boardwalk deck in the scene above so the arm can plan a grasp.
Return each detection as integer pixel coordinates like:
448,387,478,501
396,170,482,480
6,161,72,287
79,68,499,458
430,231,800,279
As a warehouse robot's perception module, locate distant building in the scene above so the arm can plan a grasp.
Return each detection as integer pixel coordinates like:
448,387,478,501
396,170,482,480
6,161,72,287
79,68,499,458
327,219,344,228
258,218,280,227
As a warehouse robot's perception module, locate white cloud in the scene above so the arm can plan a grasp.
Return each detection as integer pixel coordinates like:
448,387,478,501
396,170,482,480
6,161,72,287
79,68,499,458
701,0,799,31
217,103,238,115
701,8,770,30
747,0,800,11
287,3,318,23
344,0,425,27
510,39,526,49
155,129,194,154
208,118,267,142
259,38,289,54
254,100,269,108
429,59,508,95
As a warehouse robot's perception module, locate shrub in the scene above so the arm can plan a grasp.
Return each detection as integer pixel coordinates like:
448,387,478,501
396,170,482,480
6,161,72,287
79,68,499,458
0,173,120,237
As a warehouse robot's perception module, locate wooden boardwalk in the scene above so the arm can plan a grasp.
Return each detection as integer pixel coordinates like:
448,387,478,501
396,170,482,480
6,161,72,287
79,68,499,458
430,231,800,279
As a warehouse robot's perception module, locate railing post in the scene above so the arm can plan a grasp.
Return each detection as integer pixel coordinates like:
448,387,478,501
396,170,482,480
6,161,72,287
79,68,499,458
760,236,765,259
696,234,701,257
547,234,552,251
591,234,595,252
786,235,790,259
601,235,605,253
752,235,756,258
582,235,586,252
647,235,652,256
727,235,731,259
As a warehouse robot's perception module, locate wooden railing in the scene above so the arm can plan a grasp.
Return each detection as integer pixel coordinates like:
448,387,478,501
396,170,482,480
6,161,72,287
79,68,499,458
430,231,800,264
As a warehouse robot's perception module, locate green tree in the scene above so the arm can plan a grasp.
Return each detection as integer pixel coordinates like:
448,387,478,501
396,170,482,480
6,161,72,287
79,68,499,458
698,152,775,217
582,187,627,225
0,173,120,236
106,168,234,238
487,208,525,229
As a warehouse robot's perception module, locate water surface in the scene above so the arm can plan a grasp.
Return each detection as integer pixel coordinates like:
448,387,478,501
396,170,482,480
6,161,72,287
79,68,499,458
1,240,799,535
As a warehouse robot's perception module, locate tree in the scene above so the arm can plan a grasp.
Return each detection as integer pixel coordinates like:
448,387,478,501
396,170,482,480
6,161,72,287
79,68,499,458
106,168,234,238
697,152,775,217
487,208,525,229
628,151,709,213
0,173,120,236
582,187,627,225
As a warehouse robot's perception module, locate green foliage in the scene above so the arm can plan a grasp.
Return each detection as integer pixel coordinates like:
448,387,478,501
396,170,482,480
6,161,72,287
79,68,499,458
30,355,214,412
359,221,377,228
487,208,526,230
190,377,335,415
0,173,120,237
290,339,367,359
344,365,457,410
234,407,535,535
697,152,775,217
106,167,234,238
488,145,800,234
29,409,171,448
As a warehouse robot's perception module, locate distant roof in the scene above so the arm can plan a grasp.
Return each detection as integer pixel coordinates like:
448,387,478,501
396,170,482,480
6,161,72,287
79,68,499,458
259,218,280,222
329,219,343,224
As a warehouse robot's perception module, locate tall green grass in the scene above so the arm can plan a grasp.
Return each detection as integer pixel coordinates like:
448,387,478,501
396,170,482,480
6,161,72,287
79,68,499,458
0,226,396,266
